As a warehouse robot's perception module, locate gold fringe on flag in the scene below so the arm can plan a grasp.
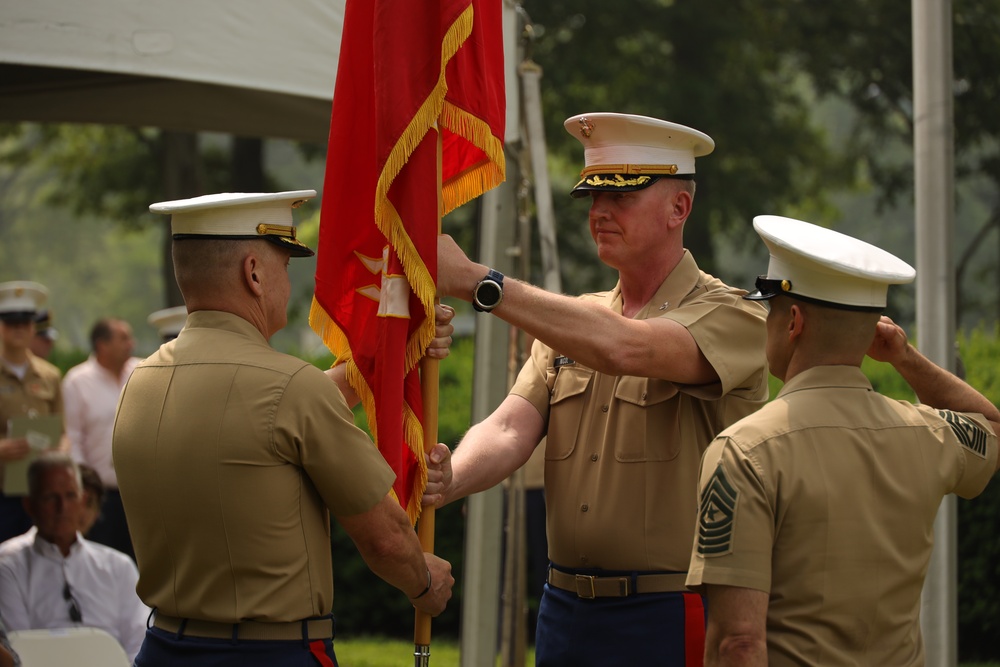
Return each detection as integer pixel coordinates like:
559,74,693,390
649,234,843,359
311,2,504,525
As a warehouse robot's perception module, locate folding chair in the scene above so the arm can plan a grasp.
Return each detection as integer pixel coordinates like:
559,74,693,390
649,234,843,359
7,627,130,667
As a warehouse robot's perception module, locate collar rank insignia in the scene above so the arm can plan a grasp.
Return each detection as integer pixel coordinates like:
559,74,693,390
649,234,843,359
697,463,739,557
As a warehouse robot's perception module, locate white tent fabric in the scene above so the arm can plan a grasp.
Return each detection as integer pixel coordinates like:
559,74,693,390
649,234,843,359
0,0,345,142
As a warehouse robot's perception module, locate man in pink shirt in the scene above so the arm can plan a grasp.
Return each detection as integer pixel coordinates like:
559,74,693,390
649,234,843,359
62,318,141,559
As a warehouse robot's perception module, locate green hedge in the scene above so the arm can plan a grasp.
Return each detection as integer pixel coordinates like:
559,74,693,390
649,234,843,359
952,326,1000,662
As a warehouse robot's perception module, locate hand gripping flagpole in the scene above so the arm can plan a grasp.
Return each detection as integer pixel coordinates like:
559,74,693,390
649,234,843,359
413,126,444,667
414,352,438,666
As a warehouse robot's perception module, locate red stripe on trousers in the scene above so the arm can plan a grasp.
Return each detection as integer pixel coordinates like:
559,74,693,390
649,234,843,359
309,640,336,667
683,592,705,667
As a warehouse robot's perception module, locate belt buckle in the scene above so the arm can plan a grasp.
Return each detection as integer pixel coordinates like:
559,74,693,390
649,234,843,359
575,574,596,599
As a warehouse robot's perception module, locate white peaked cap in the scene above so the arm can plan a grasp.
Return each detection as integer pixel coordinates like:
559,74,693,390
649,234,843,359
564,112,714,197
749,215,915,310
0,281,49,316
148,306,188,340
150,190,316,257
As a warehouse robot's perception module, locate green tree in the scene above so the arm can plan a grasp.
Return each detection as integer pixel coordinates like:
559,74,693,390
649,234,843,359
523,0,849,287
0,123,323,309
521,0,1000,328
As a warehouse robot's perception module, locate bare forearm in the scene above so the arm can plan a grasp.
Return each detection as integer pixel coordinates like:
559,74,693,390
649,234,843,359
705,585,770,667
894,345,1000,422
359,530,427,596
706,637,768,667
447,425,531,503
437,233,715,382
449,271,709,381
339,496,427,595
494,279,652,375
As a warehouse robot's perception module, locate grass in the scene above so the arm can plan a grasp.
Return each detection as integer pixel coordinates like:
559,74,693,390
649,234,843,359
335,637,535,667
334,637,1000,667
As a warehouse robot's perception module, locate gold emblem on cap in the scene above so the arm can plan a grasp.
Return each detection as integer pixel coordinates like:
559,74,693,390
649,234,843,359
14,288,23,297
781,280,792,292
578,117,595,138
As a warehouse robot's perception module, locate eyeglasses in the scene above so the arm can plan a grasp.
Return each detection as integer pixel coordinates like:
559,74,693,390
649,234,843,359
63,582,83,623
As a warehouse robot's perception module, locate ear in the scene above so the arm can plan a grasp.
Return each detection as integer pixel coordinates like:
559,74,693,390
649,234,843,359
243,254,264,297
668,188,693,228
788,303,806,342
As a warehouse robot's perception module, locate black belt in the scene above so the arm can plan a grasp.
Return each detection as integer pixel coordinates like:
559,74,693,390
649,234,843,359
547,568,689,599
153,613,334,640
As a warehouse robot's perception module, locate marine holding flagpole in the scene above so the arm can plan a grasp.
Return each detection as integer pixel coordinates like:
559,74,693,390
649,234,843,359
112,191,455,667
426,112,769,666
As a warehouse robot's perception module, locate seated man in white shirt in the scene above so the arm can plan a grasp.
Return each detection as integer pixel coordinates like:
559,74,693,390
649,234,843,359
0,451,148,663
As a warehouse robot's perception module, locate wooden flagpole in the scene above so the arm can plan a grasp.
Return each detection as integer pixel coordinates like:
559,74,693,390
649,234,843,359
413,126,444,667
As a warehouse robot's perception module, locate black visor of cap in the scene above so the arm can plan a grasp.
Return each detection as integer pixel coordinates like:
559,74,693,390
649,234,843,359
570,174,663,198
173,234,314,258
0,311,37,324
268,235,315,258
744,275,885,313
745,276,789,301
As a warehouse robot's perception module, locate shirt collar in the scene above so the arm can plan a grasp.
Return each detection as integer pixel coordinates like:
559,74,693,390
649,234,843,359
31,530,84,561
776,365,874,399
608,250,703,319
183,310,270,345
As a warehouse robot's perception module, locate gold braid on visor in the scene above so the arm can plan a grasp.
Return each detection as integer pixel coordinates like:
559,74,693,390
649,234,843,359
256,223,298,240
580,163,679,177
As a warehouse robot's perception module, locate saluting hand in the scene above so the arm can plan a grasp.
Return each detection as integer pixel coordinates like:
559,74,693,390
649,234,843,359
421,443,453,508
866,315,911,366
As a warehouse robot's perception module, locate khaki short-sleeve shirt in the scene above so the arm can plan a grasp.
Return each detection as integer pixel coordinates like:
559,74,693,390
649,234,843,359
510,251,769,571
687,365,998,666
113,311,395,623
0,354,63,492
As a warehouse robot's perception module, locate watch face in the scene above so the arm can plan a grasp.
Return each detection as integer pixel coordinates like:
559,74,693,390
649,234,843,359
475,280,502,308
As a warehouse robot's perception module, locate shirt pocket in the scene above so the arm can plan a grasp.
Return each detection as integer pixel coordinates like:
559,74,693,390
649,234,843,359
545,365,594,461
27,382,57,402
612,376,681,462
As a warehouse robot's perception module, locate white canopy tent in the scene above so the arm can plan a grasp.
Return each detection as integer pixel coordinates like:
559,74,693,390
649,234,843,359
0,0,344,142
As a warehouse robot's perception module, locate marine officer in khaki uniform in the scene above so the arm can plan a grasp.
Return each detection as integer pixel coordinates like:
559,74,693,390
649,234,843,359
425,113,770,666
687,215,1000,666
113,191,455,667
0,281,65,543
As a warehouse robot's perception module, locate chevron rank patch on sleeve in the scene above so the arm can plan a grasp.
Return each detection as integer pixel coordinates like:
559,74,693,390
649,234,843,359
697,463,739,557
938,410,989,458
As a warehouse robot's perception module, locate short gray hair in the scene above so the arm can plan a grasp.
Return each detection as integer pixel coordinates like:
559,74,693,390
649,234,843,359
27,451,82,498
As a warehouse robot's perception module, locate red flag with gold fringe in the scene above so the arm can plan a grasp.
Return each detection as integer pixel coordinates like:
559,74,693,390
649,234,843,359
310,0,505,524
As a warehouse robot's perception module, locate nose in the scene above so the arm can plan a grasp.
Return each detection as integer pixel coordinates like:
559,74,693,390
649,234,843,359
589,192,611,218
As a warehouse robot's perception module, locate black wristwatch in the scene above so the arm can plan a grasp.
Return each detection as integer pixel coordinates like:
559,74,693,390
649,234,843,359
472,269,505,313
